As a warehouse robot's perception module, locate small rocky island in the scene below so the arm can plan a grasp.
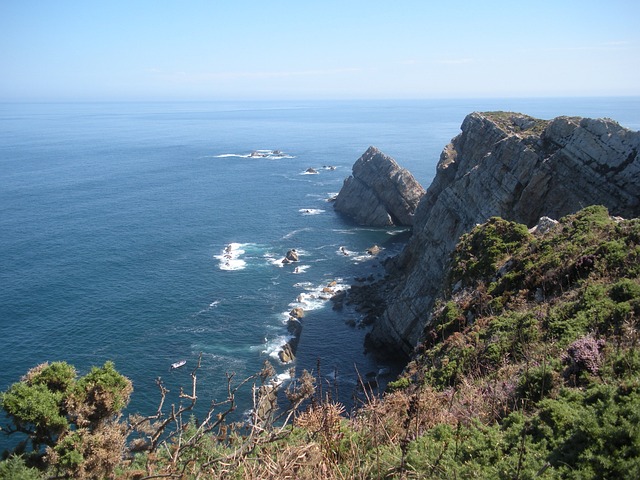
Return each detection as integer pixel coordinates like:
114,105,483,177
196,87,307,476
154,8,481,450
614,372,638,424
333,146,425,226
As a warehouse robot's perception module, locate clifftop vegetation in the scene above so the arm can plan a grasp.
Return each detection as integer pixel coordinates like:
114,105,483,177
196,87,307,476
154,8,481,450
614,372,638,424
2,205,639,478
389,205,640,477
481,111,550,136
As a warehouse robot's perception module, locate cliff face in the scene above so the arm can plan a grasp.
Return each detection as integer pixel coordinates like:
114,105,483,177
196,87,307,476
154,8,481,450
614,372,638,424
369,112,640,357
334,146,425,226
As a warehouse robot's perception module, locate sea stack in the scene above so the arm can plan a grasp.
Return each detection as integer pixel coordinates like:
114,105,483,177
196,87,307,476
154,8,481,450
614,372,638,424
333,146,425,227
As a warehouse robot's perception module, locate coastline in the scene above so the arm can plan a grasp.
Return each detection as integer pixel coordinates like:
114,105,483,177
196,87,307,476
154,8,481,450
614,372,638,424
2,98,640,434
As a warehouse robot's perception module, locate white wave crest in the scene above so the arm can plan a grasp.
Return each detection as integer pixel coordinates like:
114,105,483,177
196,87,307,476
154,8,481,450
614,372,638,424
276,371,293,382
213,153,251,158
213,149,294,160
331,229,358,235
349,254,374,264
288,278,348,312
266,257,284,268
258,335,292,361
299,208,325,215
291,265,310,274
219,259,246,271
325,192,339,202
282,227,313,240
288,292,326,312
215,242,250,271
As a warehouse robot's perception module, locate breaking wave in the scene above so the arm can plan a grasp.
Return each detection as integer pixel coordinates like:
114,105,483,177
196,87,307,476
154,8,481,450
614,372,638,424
299,208,325,215
214,242,249,271
213,149,294,159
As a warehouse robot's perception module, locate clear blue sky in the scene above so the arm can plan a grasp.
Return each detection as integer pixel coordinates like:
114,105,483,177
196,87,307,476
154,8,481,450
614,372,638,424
1,0,639,101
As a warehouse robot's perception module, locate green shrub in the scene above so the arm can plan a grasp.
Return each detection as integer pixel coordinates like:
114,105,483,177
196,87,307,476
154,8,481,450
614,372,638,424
0,456,43,480
533,383,640,478
517,364,558,403
386,376,411,392
482,312,540,367
611,278,640,302
449,217,531,286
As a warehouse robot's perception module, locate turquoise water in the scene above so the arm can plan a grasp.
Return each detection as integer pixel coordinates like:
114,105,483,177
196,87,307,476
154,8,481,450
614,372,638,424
1,98,639,450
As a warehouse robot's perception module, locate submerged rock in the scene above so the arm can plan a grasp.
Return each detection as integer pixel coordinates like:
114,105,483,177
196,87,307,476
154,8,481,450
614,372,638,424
287,317,302,336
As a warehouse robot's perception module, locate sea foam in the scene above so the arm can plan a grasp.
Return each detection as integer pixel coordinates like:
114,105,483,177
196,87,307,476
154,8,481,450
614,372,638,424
215,242,249,271
299,208,325,215
213,149,294,160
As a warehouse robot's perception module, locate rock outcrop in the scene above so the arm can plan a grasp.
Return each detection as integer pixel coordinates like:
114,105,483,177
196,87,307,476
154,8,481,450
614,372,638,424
277,280,344,364
334,146,425,226
282,249,299,264
368,112,640,357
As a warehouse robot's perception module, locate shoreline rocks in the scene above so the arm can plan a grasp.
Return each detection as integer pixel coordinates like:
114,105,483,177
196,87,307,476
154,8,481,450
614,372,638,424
277,280,346,364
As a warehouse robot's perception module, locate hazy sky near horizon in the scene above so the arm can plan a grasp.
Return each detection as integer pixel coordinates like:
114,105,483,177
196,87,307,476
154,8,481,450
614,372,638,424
2,1,639,101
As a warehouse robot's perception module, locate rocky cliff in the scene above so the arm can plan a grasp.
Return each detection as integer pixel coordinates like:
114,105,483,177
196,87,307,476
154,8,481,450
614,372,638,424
368,112,640,357
334,146,425,226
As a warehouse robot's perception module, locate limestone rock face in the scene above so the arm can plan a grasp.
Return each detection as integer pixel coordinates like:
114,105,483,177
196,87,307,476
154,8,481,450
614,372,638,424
334,146,425,226
369,112,640,357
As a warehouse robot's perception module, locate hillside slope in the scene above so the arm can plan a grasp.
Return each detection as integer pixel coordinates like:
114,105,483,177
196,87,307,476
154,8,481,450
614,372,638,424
373,205,640,478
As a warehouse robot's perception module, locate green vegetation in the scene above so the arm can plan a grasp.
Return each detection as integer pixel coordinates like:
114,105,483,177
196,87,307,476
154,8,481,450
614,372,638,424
2,205,639,478
482,111,551,135
399,205,640,477
1,361,131,478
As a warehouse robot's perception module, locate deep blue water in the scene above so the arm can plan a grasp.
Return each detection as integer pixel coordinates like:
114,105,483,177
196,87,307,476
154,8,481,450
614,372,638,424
1,98,639,451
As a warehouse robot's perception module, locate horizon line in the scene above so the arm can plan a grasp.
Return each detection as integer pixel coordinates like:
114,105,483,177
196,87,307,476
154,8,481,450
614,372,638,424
2,94,640,104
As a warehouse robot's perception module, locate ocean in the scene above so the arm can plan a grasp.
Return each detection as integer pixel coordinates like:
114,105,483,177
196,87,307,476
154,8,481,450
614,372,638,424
1,98,639,449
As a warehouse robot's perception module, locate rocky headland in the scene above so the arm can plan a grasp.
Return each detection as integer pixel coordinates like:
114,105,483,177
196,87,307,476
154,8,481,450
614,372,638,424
341,112,640,358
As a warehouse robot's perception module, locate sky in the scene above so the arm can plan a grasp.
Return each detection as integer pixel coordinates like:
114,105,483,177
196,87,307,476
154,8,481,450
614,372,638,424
1,0,639,101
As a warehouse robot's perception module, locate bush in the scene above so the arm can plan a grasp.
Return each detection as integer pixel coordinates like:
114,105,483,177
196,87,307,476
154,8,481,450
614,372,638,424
517,364,558,403
449,217,531,286
0,456,43,480
611,278,640,303
1,361,132,478
386,376,411,392
537,383,640,478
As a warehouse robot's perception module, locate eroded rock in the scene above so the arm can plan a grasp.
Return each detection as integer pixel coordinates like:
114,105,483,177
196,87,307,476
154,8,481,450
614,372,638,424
368,112,640,357
334,146,425,226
